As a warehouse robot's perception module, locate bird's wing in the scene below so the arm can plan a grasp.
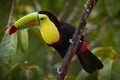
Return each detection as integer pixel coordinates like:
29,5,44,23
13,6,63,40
60,23,75,38
61,23,84,40
60,23,84,51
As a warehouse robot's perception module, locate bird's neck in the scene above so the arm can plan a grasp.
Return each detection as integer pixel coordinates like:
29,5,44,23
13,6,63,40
39,21,60,44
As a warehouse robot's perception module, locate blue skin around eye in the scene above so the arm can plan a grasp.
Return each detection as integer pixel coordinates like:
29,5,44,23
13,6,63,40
17,27,25,32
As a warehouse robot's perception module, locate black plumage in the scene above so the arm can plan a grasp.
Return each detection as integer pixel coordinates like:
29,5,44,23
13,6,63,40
39,11,103,73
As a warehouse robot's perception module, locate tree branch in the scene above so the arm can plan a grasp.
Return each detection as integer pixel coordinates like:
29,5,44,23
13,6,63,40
66,0,83,23
88,16,110,49
57,0,71,20
84,16,110,36
56,0,99,80
32,0,41,11
7,0,16,27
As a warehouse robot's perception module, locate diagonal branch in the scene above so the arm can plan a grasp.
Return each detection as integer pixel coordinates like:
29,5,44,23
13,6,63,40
32,0,41,11
57,0,71,20
84,16,110,36
56,0,99,80
87,16,110,49
66,0,84,23
7,0,16,27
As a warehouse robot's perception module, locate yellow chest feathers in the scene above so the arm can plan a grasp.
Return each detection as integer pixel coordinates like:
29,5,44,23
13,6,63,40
39,21,60,44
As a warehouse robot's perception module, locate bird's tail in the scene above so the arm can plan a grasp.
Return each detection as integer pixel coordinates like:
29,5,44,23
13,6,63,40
77,49,103,73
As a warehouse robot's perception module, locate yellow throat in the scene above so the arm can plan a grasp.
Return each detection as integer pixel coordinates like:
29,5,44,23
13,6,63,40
39,14,60,44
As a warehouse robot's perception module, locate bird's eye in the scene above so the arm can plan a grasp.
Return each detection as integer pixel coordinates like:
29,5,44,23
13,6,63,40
40,17,44,20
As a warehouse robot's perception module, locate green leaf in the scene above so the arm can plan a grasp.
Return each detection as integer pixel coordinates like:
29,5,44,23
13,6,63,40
0,27,7,42
114,30,120,53
10,64,23,80
65,75,76,80
92,47,115,59
98,58,120,80
76,69,98,80
18,29,28,53
98,58,112,80
9,34,18,64
76,70,90,80
30,66,45,80
0,65,9,80
0,32,17,65
10,64,45,80
21,70,34,80
110,59,120,80
105,0,120,17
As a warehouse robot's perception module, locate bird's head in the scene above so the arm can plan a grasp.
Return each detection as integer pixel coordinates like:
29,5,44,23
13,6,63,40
38,11,61,27
8,11,61,36
8,11,61,44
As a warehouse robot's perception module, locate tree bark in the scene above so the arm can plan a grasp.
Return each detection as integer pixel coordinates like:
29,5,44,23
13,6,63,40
56,0,99,80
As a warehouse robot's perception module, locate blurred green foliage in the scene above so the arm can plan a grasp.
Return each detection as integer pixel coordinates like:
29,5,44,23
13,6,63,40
0,0,120,80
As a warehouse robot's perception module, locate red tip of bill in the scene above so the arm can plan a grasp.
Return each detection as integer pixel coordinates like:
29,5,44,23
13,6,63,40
9,25,18,36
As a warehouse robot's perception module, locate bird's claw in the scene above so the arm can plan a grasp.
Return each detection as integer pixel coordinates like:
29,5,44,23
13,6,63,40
69,39,74,44
57,66,62,74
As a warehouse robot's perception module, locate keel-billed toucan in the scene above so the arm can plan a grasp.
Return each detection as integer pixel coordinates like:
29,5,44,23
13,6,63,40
8,11,103,73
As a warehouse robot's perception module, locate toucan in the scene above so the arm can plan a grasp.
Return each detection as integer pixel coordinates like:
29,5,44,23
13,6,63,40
8,11,103,73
